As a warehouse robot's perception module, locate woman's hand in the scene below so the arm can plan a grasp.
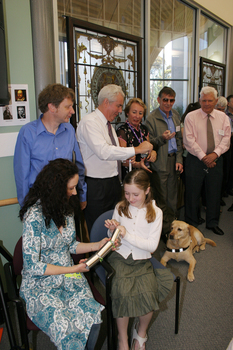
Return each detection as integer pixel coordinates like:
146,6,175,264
97,237,109,250
122,155,136,167
75,261,89,273
139,158,152,173
98,237,119,251
68,259,89,274
105,219,120,233
147,150,157,163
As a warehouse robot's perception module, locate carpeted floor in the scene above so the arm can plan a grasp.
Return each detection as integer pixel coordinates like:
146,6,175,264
1,196,233,350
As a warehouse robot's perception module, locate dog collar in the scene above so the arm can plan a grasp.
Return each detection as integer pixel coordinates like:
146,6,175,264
166,245,190,253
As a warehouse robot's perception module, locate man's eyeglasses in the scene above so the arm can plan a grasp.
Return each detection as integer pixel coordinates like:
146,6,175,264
162,98,175,103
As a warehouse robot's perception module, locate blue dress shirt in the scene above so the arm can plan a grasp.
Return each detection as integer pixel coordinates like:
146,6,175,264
159,108,177,154
14,115,87,207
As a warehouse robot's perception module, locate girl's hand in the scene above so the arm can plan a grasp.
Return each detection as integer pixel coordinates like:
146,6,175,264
117,225,126,238
105,219,120,233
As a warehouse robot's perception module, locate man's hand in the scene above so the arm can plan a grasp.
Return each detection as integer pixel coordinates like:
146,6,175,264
201,152,218,168
162,130,176,141
176,163,183,174
80,201,87,210
135,141,153,155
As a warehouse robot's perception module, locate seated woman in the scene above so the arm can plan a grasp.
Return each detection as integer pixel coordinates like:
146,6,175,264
117,98,157,179
19,158,114,350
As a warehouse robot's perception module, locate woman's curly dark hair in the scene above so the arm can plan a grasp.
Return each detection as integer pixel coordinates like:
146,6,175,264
19,158,79,228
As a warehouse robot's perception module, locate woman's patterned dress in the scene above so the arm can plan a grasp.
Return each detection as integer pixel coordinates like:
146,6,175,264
20,202,104,350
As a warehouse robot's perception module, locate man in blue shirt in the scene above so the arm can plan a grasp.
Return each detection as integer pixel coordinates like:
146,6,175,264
145,87,183,241
14,84,87,209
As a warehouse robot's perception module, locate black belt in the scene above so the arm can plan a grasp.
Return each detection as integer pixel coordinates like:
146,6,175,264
168,152,176,157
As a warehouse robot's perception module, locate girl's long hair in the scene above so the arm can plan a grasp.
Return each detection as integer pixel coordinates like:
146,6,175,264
118,169,156,223
19,158,79,228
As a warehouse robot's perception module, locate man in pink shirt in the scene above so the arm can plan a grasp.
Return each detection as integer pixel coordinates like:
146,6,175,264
183,86,231,235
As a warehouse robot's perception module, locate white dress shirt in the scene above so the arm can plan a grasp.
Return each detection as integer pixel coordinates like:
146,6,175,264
107,200,163,260
183,108,231,160
77,109,135,178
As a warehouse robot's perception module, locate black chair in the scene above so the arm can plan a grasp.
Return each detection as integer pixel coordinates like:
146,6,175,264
4,236,106,350
89,209,181,342
0,241,21,350
89,218,117,350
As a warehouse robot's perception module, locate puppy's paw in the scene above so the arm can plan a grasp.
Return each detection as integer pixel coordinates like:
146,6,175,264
192,247,200,253
160,258,167,267
187,273,195,282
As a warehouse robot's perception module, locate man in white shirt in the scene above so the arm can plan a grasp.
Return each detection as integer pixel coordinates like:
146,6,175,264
77,84,153,232
183,86,231,235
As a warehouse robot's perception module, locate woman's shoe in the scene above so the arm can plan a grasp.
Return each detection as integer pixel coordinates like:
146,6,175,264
131,323,147,350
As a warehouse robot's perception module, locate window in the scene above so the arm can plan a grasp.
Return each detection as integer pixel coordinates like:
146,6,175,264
150,0,195,115
199,14,227,64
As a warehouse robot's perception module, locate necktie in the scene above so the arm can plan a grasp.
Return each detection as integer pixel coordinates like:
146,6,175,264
206,114,215,154
107,121,122,181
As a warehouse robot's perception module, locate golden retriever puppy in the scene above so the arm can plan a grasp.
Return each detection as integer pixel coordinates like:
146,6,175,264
160,220,216,282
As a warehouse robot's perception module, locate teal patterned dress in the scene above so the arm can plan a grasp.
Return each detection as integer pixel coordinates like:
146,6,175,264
20,202,104,350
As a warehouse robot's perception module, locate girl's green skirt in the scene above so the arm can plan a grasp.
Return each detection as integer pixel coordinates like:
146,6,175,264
107,251,174,318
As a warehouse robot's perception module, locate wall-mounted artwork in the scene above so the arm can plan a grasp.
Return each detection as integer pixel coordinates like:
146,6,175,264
0,84,30,126
199,57,225,96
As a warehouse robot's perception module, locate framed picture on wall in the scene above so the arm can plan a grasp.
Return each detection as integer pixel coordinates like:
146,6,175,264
199,57,226,97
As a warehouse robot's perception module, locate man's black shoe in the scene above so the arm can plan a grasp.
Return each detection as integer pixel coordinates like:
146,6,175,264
198,217,205,225
227,204,233,212
228,189,233,196
220,199,226,206
206,226,224,235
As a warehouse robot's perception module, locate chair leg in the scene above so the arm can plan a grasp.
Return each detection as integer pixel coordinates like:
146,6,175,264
15,301,30,350
106,275,117,350
0,277,17,349
174,276,180,334
101,260,117,350
32,330,38,350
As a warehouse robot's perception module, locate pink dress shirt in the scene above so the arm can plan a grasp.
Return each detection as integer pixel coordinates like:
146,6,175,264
183,108,231,160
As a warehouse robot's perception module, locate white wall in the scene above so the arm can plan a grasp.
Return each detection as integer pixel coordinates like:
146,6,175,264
194,0,233,26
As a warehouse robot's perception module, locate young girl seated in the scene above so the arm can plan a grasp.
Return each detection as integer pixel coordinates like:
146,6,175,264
105,169,173,350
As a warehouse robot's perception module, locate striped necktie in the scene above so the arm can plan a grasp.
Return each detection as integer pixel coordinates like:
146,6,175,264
107,121,122,181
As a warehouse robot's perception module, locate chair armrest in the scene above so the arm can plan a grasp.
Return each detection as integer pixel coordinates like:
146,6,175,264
4,262,19,302
100,259,115,281
4,262,34,347
93,259,115,286
94,259,115,308
0,241,13,263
